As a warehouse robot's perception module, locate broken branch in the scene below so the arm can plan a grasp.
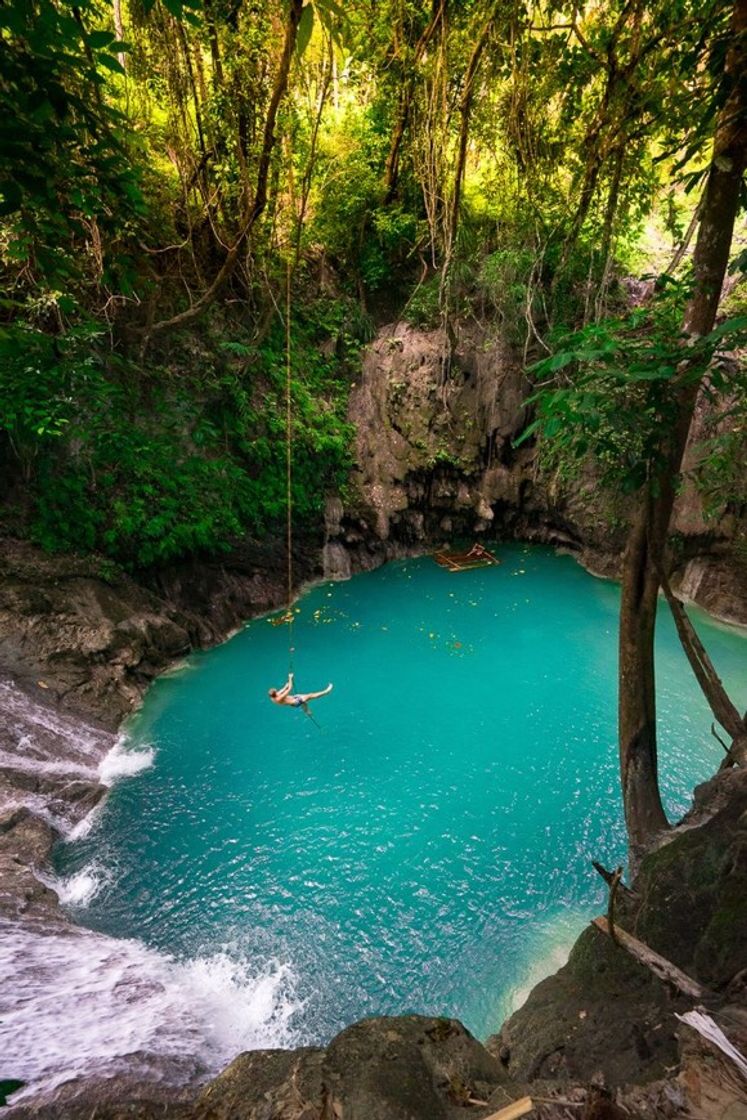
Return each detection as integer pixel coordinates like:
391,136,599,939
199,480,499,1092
592,917,713,1001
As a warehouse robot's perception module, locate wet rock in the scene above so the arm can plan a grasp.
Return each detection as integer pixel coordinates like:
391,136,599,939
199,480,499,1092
0,540,191,728
637,768,747,989
336,320,747,624
321,1016,507,1120
6,1080,197,1119
674,554,747,626
488,923,682,1087
195,1017,511,1120
196,1048,324,1120
322,541,352,581
0,807,59,923
0,536,322,729
346,322,527,547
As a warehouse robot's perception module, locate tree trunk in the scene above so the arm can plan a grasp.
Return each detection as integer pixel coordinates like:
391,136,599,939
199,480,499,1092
146,0,304,337
112,0,125,71
619,489,671,865
437,3,496,371
660,570,745,740
383,0,446,203
618,0,747,868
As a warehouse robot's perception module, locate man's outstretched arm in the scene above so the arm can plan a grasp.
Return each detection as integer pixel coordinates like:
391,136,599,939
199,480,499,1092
276,673,294,700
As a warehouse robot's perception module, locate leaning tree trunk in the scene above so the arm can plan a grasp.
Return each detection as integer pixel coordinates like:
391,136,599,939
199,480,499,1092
659,572,747,767
618,0,747,869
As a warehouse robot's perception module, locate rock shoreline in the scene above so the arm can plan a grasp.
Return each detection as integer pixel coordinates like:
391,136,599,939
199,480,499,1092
333,320,747,629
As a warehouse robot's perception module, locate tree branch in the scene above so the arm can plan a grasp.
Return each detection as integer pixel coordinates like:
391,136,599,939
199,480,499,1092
146,0,304,338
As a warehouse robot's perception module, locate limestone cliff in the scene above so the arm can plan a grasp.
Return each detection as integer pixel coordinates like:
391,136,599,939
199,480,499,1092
330,321,747,625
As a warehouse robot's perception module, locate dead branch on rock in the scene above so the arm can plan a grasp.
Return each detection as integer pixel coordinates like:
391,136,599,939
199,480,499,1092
484,1097,534,1120
591,917,714,1001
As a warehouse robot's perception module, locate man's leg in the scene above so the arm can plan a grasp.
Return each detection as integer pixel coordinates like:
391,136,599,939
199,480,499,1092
299,685,333,703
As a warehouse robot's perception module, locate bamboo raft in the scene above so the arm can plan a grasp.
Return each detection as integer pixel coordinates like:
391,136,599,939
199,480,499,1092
433,544,500,572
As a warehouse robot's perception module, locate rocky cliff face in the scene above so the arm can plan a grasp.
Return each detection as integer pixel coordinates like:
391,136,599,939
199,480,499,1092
0,536,322,729
328,321,747,624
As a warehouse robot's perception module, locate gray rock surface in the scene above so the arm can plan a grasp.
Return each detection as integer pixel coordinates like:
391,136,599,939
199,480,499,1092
0,537,321,728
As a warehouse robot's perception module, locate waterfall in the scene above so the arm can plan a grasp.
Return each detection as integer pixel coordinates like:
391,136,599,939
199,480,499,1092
0,679,299,1108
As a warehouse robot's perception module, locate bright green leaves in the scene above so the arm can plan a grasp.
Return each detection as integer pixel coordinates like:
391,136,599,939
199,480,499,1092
141,0,202,20
312,0,350,50
518,287,747,499
87,28,117,47
96,52,127,74
0,295,356,569
294,0,351,58
0,320,107,471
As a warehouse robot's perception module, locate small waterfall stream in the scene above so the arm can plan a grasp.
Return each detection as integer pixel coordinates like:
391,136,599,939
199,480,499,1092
0,680,299,1108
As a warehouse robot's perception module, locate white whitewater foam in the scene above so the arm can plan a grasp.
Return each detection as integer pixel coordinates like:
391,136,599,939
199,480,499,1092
0,747,99,780
38,863,108,908
175,951,301,1055
0,680,113,765
99,739,155,786
0,792,80,838
66,803,105,841
0,921,301,1104
0,679,115,836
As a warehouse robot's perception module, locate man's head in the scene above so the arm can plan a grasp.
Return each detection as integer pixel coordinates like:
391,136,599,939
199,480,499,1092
268,688,278,698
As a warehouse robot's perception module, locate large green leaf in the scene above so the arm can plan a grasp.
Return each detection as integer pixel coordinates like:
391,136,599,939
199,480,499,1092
88,29,115,47
296,3,314,56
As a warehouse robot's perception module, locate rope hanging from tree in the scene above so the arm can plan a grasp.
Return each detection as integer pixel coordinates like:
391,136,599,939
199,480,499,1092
285,254,295,674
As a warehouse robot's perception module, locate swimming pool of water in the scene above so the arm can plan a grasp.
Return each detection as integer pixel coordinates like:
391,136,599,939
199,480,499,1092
56,545,746,1053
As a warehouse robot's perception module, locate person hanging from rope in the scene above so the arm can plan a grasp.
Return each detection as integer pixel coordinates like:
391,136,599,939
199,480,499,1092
268,673,333,713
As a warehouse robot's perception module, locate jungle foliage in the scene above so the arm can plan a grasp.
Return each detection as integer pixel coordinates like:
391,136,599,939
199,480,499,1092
0,0,744,567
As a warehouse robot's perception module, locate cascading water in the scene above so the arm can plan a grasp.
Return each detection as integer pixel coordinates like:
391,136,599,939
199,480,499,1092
0,681,301,1107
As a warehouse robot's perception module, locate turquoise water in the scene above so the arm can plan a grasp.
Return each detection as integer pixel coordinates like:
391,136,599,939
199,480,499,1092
58,545,746,1045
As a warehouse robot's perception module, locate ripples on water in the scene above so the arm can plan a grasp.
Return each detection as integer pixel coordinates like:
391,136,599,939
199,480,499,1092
12,546,745,1098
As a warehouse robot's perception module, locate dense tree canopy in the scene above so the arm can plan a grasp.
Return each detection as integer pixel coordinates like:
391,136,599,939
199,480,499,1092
0,0,744,572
